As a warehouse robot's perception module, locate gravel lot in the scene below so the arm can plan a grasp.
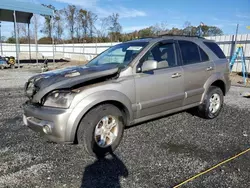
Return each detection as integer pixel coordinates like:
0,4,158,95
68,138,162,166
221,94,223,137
0,69,250,188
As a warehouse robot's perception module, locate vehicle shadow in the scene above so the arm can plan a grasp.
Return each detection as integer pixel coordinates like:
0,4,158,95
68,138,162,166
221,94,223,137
80,151,128,188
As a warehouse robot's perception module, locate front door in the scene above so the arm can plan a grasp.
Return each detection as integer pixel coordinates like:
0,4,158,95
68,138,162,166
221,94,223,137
134,41,185,118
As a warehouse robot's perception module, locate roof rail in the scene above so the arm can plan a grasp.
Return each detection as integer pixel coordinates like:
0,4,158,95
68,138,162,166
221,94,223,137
129,34,206,41
136,34,205,40
158,33,205,39
136,37,153,40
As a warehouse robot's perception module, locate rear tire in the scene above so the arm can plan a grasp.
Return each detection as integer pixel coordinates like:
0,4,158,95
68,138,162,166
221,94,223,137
77,104,125,157
197,86,224,119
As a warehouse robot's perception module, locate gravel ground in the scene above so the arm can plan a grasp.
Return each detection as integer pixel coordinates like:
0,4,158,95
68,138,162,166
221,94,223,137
0,70,250,188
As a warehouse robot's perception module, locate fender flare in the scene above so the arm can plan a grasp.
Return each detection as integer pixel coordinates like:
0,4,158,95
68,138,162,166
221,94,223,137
201,72,226,102
65,90,134,142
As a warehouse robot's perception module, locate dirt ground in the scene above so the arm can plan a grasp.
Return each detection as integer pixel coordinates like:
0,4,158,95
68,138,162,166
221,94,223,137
230,72,250,87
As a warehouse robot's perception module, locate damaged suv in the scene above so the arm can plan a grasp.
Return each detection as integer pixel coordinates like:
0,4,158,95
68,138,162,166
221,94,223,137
23,36,231,156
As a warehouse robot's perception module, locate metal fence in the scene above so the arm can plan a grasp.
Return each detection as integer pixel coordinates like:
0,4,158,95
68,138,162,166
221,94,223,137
206,34,250,72
0,34,249,72
0,42,118,61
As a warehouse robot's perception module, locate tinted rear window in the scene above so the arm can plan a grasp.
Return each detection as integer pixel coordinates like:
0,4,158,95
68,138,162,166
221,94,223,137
204,42,226,59
178,41,200,65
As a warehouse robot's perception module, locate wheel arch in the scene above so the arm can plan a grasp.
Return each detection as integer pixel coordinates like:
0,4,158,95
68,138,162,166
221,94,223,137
201,73,226,102
211,80,226,95
66,90,135,142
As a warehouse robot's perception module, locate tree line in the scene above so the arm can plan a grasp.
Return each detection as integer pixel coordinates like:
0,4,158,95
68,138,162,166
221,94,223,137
4,4,223,44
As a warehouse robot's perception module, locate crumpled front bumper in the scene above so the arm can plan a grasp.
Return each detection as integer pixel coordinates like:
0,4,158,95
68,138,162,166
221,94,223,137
23,101,73,143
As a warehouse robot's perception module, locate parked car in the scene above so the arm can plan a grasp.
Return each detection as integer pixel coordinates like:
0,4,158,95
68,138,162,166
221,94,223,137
6,56,16,68
0,56,16,69
23,36,231,157
0,56,7,69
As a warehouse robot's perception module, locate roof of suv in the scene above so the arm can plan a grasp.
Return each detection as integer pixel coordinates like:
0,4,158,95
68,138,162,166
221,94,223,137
126,35,213,43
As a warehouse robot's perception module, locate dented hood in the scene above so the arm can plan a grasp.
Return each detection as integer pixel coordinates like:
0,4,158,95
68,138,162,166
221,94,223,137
25,64,119,103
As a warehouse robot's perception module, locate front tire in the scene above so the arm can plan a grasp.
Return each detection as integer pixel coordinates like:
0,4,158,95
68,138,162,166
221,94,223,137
77,104,125,157
197,86,224,119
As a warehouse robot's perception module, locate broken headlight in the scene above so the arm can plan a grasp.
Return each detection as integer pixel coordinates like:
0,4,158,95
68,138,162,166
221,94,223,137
43,90,75,108
25,82,36,98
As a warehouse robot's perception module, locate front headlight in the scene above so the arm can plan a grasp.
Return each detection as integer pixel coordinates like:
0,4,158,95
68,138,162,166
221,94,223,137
43,90,75,108
25,81,37,98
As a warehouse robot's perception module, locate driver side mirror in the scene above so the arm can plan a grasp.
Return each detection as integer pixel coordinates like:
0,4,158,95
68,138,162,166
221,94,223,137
141,60,157,72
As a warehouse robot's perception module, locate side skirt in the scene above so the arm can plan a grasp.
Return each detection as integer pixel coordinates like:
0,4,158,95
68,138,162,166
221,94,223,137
129,102,200,126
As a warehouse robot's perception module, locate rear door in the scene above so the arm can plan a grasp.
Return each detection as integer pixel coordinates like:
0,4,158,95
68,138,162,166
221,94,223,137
178,40,215,106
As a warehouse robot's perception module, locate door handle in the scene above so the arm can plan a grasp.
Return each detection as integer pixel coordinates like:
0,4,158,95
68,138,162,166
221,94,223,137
206,66,213,71
171,73,181,78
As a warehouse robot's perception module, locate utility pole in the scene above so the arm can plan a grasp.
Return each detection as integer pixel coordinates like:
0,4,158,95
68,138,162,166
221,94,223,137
13,11,20,68
234,23,239,72
234,24,239,51
246,26,250,78
0,21,3,56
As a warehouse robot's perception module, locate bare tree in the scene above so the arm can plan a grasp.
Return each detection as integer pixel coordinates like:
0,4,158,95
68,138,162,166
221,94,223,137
64,5,77,42
77,9,89,40
16,23,29,43
53,10,64,42
17,23,28,38
183,21,191,28
41,4,55,39
107,13,122,42
87,11,97,42
16,23,21,38
96,17,109,39
153,21,168,35
75,21,81,42
183,21,192,35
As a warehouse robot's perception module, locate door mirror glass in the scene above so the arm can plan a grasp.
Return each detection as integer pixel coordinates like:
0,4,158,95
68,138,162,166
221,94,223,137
141,60,157,72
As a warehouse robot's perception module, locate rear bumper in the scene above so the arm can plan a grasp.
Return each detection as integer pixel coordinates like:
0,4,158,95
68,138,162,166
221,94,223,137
23,102,73,143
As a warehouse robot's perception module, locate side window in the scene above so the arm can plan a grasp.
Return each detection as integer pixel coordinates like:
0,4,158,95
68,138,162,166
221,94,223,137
199,46,209,62
140,42,177,70
178,41,201,65
204,42,226,59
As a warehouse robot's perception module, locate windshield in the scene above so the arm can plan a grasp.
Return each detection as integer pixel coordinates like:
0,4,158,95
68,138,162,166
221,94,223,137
86,42,148,68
